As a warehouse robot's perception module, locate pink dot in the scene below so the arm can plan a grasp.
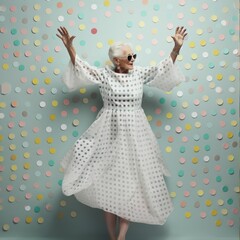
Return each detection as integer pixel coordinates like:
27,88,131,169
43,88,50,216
25,193,32,199
200,212,207,219
220,108,227,115
215,165,221,171
3,53,9,59
155,108,161,114
151,39,158,45
4,43,10,49
203,178,210,185
0,27,6,33
23,173,30,180
9,112,16,118
91,106,97,112
20,28,28,35
39,88,46,95
21,77,27,83
190,181,197,187
115,5,122,12
137,34,144,40
35,55,41,62
167,23,173,30
184,191,190,197
25,51,32,57
182,136,188,142
43,46,49,52
37,149,43,155
201,110,207,117
6,185,13,191
209,37,215,44
177,12,184,19
188,20,194,27
55,46,61,52
46,21,53,27
10,5,16,12
8,122,15,128
73,108,79,114
10,17,17,23
33,127,39,133
179,113,185,120
217,133,223,140
33,183,40,189
219,120,226,127
179,0,186,6
105,11,111,17
202,3,208,10
0,165,4,171
91,28,97,34
19,121,25,127
69,20,75,27
232,208,238,215
45,171,52,177
13,217,20,224
209,189,216,195
175,126,182,133
91,17,97,23
46,204,52,211
228,219,234,227
63,99,70,105
180,201,187,208
223,143,229,149
179,157,186,164
61,111,68,117
194,99,200,106
219,34,225,40
79,1,85,7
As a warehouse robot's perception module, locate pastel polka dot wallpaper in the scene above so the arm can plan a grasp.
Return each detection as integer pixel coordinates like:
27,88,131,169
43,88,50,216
0,0,239,239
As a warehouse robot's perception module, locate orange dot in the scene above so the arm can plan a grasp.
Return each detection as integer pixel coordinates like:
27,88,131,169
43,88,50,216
168,136,174,143
57,2,63,8
156,120,162,126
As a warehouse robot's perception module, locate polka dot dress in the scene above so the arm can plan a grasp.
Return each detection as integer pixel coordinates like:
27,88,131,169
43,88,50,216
61,55,185,225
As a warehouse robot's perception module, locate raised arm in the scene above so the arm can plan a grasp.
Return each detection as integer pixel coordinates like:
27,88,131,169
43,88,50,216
170,26,188,63
56,26,76,65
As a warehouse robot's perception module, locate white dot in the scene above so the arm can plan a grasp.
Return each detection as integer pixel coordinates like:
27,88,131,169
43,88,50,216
37,160,43,166
25,206,31,211
228,87,235,93
91,4,98,10
202,52,208,58
39,101,46,107
46,126,52,133
191,112,198,118
206,75,213,81
215,87,222,93
61,124,67,130
58,16,64,22
165,125,171,131
177,91,183,97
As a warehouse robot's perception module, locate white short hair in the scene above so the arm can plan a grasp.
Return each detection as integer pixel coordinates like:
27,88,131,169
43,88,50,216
108,42,133,64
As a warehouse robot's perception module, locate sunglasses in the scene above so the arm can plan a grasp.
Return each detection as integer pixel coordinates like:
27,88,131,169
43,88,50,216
127,54,137,61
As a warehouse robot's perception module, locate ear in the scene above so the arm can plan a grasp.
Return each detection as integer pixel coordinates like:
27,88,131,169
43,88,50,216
113,57,119,65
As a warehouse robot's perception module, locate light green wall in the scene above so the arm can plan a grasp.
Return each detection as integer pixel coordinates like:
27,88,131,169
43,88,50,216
0,0,239,239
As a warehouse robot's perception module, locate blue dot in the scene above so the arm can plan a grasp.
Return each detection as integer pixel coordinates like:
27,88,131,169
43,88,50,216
153,4,160,11
80,40,86,46
78,13,84,19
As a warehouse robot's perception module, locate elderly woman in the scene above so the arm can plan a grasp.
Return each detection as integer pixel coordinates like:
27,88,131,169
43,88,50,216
57,26,187,240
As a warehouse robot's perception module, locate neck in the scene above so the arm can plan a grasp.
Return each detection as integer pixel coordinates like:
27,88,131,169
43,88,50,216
114,67,129,74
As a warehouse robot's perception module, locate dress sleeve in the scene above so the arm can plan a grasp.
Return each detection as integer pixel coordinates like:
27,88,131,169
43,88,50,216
143,57,185,92
62,54,101,91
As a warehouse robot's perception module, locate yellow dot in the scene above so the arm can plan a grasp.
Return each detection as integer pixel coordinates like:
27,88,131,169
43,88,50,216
189,41,195,48
194,122,201,128
24,162,30,169
23,152,30,159
9,144,16,151
10,174,17,181
216,98,224,105
2,63,9,70
185,212,191,218
170,192,177,198
231,120,238,127
196,29,203,35
192,157,198,164
47,57,54,63
147,115,152,121
138,21,145,27
215,219,222,227
185,123,192,130
33,15,40,22
11,165,17,171
46,137,54,144
37,194,43,200
190,7,197,13
211,15,218,21
8,196,15,203
54,68,61,75
191,53,198,60
150,61,156,66
229,75,235,81
96,42,103,48
0,156,4,162
23,39,30,45
49,148,56,154
213,49,220,56
197,190,204,196
193,146,200,152
61,135,68,142
44,78,51,85
135,45,142,52
166,112,173,119
234,186,240,193
52,100,58,107
32,27,39,33
209,82,215,89
0,102,6,108
184,63,191,70
80,88,86,94
37,217,44,224
34,40,41,46
32,78,39,85
103,0,110,6
79,24,86,31
34,138,41,144
70,211,77,218
227,98,234,104
125,32,132,39
41,66,47,73
205,199,212,207
0,135,3,141
228,154,234,161
49,114,56,121
8,133,15,140
227,132,233,138
211,209,218,216
182,101,189,108
152,16,159,23
25,216,33,224
11,154,17,161
2,224,10,231
34,3,41,10
108,39,114,45
30,65,36,71
199,39,207,46
165,146,172,153
152,28,158,34
216,74,223,80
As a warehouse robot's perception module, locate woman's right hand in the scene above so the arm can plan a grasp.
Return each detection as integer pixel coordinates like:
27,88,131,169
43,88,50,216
56,26,76,49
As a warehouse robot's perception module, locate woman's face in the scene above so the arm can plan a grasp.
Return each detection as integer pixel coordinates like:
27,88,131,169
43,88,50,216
114,45,136,73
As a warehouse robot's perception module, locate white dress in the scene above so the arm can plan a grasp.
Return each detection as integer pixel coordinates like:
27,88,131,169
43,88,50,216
61,55,185,225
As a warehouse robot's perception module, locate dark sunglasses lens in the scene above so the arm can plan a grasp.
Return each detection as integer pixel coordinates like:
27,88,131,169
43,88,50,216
133,54,137,59
127,54,137,61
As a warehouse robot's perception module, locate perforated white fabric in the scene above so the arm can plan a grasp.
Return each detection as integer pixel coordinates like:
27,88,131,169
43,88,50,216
61,55,185,225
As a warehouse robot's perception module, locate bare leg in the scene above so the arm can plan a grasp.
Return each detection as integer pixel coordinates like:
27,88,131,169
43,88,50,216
104,211,117,240
117,217,129,240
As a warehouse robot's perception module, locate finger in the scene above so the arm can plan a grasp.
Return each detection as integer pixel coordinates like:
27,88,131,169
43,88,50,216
62,27,69,36
175,26,180,34
57,27,64,36
56,34,63,40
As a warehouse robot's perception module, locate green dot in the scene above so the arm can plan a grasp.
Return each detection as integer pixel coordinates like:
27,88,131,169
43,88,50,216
228,168,234,175
127,21,133,27
13,40,20,46
204,145,211,151
153,4,160,11
180,146,185,153
94,61,100,67
19,65,25,71
171,100,177,107
230,108,236,115
72,131,78,137
178,170,184,177
79,40,86,46
222,186,228,192
159,97,165,104
229,29,235,35
58,180,62,186
203,133,209,140
141,10,147,17
216,176,222,182
34,206,41,213
227,198,233,205
208,62,215,69
223,48,229,55
48,160,55,166
78,13,84,19
11,28,17,35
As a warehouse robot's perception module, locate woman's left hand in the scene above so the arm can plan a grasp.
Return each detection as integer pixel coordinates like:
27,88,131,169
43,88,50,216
171,26,188,50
